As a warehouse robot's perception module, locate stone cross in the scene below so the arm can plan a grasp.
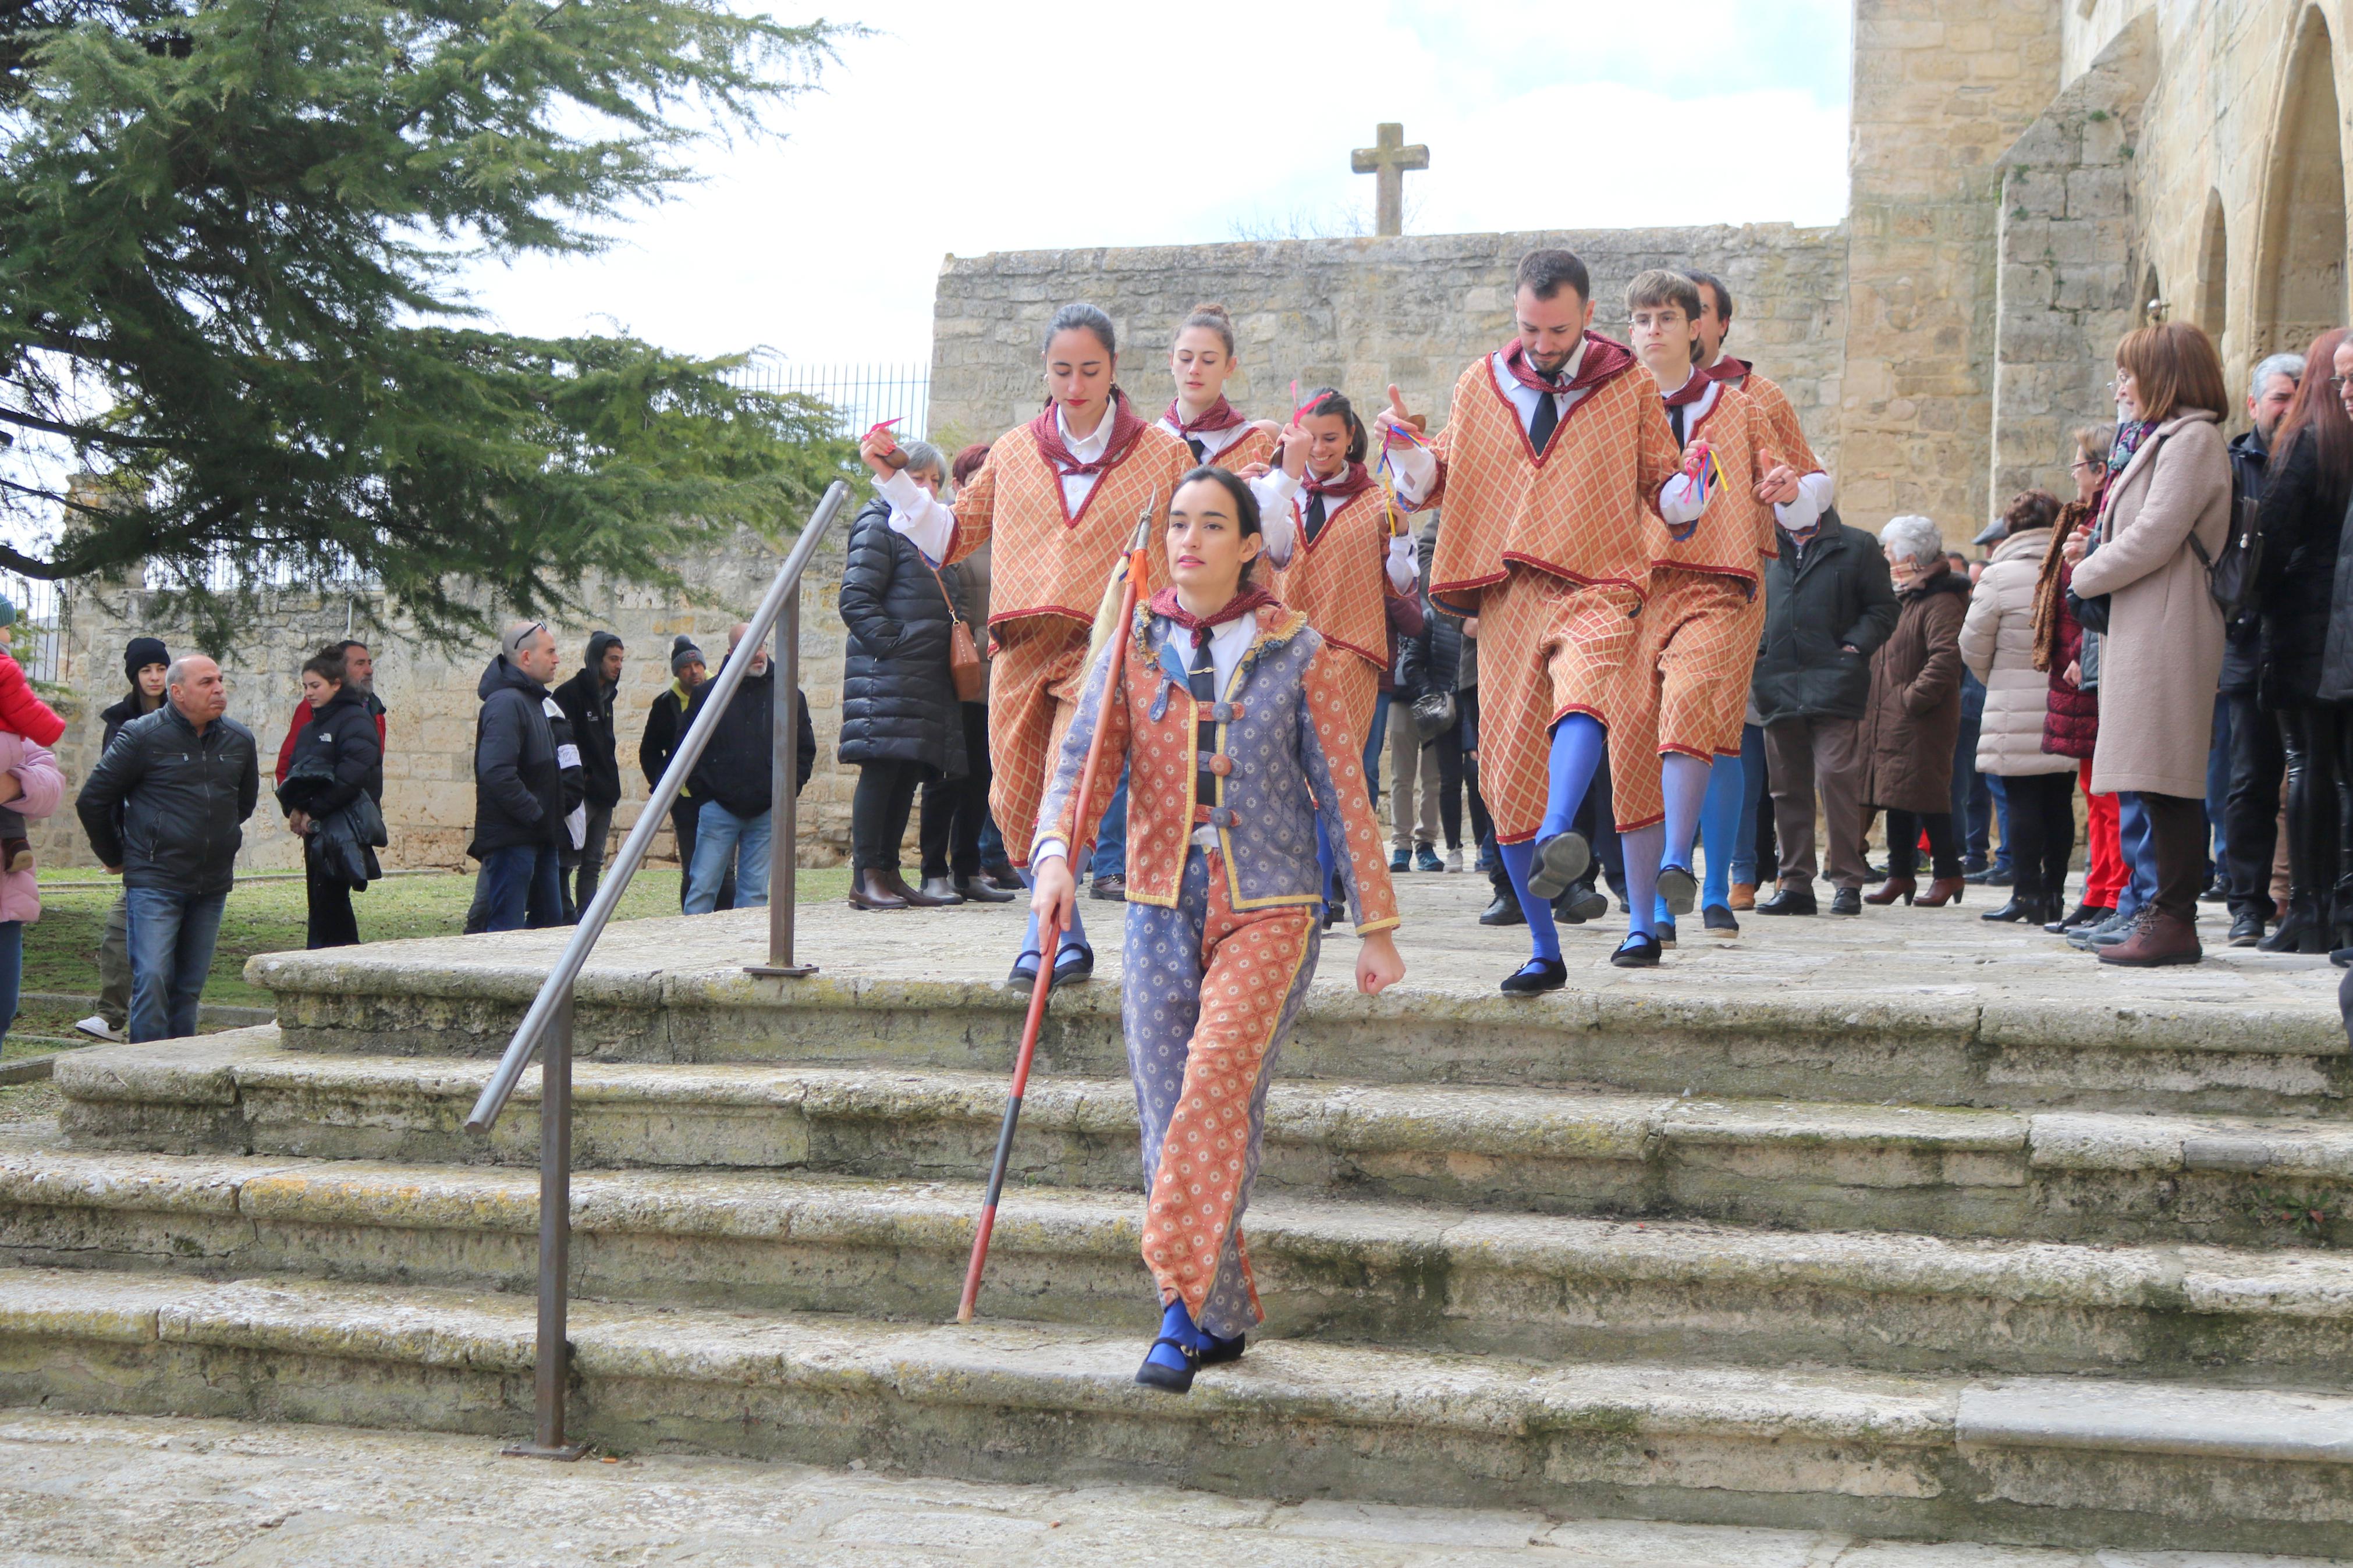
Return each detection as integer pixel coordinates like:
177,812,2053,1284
1351,122,1428,237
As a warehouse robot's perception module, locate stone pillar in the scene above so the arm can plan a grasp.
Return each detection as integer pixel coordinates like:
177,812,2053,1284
1842,0,2064,541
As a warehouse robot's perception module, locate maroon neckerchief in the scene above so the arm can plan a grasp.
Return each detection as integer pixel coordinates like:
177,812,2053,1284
1149,585,1280,648
1303,460,1378,505
1030,389,1149,477
1662,369,1712,407
1164,396,1247,437
1499,332,1634,399
1702,355,1753,386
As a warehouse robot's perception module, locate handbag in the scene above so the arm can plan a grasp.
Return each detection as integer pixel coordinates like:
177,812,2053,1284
924,557,985,703
1410,688,1457,742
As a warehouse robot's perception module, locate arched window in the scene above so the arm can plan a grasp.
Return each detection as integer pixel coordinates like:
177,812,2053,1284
2196,190,2228,340
2255,6,2348,357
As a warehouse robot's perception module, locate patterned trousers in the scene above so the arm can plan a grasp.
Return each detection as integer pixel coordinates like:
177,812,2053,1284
1477,566,1662,836
1124,847,1321,1338
1634,568,1766,760
988,618,1091,868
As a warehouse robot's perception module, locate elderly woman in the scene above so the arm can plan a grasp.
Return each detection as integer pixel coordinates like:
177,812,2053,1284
837,438,969,911
2061,322,2234,966
1962,490,2071,924
1861,515,1971,908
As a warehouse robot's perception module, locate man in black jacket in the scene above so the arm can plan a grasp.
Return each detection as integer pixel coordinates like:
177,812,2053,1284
470,622,571,932
683,621,814,914
74,654,260,1041
641,635,733,911
1749,512,1900,916
2220,352,2305,944
553,631,624,918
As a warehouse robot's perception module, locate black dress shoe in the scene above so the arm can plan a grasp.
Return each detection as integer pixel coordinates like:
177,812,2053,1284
1555,881,1609,924
1981,895,2038,923
847,868,909,911
886,869,958,908
984,863,1024,892
2228,911,2265,947
1500,958,1568,995
2047,902,2112,934
1755,886,1817,916
1980,865,2013,887
1479,893,1528,927
1090,873,1127,902
1610,933,1662,968
953,874,1017,904
2200,876,2230,904
1829,887,1862,916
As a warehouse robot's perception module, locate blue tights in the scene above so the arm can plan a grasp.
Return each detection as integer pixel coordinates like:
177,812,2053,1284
1658,753,1747,922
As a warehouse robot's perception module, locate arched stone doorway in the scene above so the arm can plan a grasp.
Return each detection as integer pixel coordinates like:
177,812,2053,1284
2254,6,2348,360
2196,190,2228,346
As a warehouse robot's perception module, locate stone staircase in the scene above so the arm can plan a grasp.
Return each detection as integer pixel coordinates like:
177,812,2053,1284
4,911,2353,1553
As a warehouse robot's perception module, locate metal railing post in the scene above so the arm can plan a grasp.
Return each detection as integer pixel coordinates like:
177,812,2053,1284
503,987,585,1461
750,586,814,977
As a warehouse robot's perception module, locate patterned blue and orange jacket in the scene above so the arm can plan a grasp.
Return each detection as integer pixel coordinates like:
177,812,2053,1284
1036,602,1400,936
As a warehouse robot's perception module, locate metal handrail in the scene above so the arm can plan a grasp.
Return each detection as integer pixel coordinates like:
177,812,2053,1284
462,477,853,1459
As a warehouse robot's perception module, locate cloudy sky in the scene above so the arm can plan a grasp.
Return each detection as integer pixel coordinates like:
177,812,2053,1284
456,0,1854,367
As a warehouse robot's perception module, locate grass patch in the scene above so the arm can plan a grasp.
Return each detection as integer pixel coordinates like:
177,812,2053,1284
20,866,853,1010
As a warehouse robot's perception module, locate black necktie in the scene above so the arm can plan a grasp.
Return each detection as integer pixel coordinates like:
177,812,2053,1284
1305,492,1328,543
1670,403,1687,447
1528,382,1560,456
1186,435,1205,463
1189,632,1219,810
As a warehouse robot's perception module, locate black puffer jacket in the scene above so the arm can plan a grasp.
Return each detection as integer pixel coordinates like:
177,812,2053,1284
687,653,817,818
98,694,162,754
74,704,260,896
2223,428,2272,696
836,500,967,776
2256,424,2348,709
469,655,565,857
1751,512,1901,724
276,685,381,823
552,632,624,809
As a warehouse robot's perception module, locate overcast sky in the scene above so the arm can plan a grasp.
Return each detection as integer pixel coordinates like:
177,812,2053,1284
450,0,1854,369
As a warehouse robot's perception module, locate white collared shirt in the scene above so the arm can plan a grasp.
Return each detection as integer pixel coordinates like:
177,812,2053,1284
1158,411,1257,466
1252,464,1417,588
875,404,1121,560
1701,354,1836,529
1032,610,1259,866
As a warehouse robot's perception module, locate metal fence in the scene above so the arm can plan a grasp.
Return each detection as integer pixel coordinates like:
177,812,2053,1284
0,573,64,685
725,360,930,441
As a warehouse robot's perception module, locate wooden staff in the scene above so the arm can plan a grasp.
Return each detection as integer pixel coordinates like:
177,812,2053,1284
956,497,1158,1324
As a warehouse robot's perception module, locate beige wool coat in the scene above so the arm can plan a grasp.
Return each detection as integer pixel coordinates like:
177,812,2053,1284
1958,527,2072,777
2067,409,2232,799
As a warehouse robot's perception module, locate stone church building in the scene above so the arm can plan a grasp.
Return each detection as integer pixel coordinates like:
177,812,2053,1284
929,1,2352,549
29,0,2353,872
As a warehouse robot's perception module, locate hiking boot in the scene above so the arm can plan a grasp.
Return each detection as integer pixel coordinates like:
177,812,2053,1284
2100,908,2202,966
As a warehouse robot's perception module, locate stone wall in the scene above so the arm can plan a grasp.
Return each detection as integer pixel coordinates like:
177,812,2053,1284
34,524,874,876
927,226,1848,480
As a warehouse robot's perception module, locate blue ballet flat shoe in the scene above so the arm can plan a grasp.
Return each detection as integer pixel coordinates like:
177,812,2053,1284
1611,933,1663,968
1656,863,1698,916
1049,941,1094,990
1526,831,1591,900
1500,957,1567,995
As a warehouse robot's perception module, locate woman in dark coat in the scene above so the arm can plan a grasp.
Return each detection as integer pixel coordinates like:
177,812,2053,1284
1861,515,1971,908
279,649,384,949
2255,328,2353,952
837,439,968,911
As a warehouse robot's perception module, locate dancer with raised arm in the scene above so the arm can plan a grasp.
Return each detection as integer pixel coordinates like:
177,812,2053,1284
1030,466,1404,1393
862,304,1192,989
1619,269,1819,961
1376,248,1711,987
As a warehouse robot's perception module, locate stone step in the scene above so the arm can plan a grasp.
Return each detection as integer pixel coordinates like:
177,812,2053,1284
254,948,2353,1115
3,1264,2350,1555
9,1137,2353,1385
58,1033,2353,1249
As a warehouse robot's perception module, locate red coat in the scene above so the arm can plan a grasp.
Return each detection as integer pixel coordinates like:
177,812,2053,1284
2041,559,2099,761
0,654,63,748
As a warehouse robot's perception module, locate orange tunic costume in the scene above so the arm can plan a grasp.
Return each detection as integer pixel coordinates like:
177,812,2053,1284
934,395,1194,866
1270,475,1400,744
1416,336,1687,834
1634,379,1780,760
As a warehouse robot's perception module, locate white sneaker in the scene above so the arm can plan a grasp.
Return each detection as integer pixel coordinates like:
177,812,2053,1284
73,1015,121,1043
1445,847,1464,873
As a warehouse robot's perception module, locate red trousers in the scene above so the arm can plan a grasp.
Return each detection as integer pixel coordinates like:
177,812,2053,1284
2080,759,2123,906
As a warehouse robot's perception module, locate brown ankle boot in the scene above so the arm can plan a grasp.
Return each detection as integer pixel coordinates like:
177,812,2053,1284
1728,881,1756,911
1863,876,1917,906
1917,876,1967,908
885,868,957,908
847,867,909,911
2099,907,2202,966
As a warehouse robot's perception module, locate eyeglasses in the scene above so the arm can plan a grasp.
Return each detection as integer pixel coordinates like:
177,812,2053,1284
2068,456,2094,470
2331,376,2350,392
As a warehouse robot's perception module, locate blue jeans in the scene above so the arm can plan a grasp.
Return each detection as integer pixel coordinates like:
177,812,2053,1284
2205,693,2231,875
687,802,771,912
125,886,228,1043
478,842,564,933
1363,695,1391,811
1091,767,1129,880
2117,792,2159,919
0,919,20,1050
